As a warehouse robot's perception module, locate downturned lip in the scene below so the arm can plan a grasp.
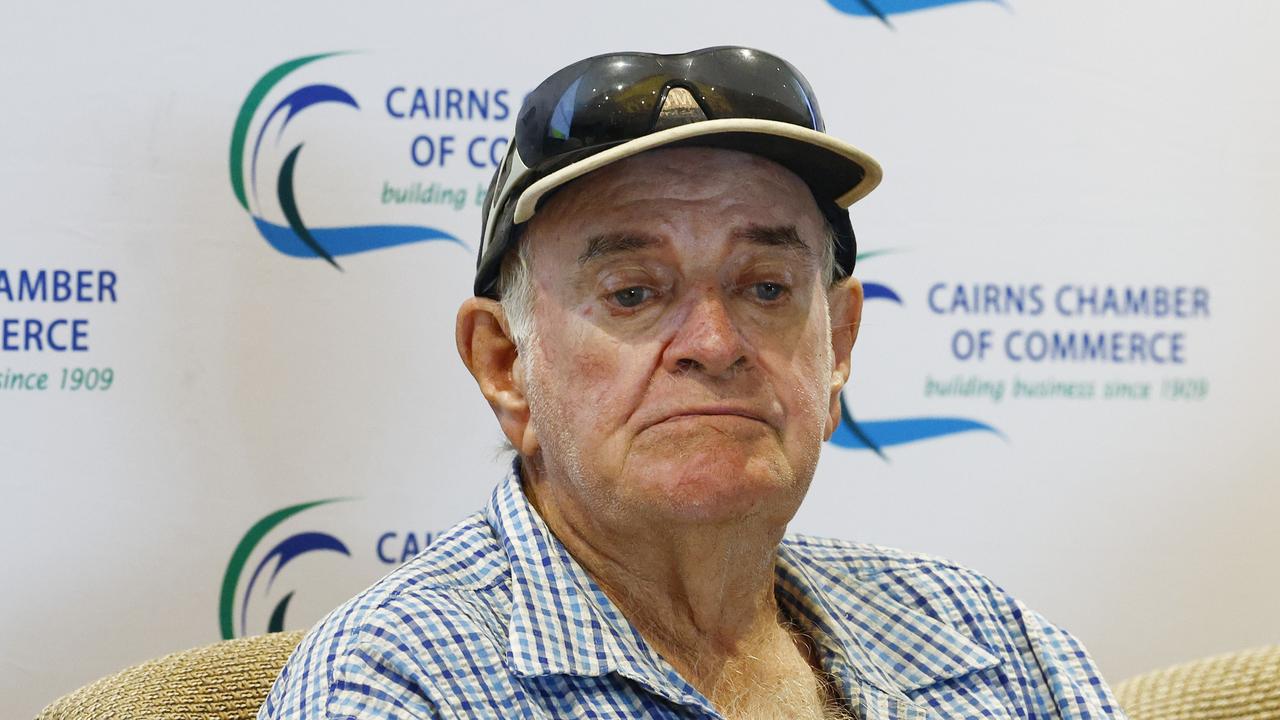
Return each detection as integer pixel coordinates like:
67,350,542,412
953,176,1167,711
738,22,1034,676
644,406,771,430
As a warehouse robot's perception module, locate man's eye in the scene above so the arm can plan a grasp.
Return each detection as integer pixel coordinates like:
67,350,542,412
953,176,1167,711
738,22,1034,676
753,282,786,301
612,287,652,308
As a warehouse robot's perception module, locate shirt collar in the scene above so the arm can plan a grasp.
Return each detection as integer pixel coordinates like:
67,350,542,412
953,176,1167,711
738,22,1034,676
774,540,1002,699
484,467,1001,716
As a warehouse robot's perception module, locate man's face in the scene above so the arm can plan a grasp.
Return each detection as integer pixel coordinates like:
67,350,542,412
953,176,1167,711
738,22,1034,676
518,147,857,530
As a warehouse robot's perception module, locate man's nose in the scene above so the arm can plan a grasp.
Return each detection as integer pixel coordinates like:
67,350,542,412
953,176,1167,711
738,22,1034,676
662,291,749,378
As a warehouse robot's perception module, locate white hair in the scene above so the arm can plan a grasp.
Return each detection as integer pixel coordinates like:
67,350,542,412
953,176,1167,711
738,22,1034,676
497,232,538,351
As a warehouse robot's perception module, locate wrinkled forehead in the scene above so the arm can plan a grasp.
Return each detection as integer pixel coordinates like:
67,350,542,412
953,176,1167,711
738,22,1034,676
523,146,830,261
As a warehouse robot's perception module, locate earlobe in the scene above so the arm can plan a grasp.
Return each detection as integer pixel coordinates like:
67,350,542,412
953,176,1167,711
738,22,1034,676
456,298,534,453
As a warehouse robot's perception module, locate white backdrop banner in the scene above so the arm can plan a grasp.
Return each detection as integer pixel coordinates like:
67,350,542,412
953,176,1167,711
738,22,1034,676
3,1,1278,715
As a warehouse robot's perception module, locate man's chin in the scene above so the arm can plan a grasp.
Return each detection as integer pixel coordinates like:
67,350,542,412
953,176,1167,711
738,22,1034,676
620,448,803,526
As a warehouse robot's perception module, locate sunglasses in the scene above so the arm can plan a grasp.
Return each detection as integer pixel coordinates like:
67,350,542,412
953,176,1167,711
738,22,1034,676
516,46,825,170
476,46,871,298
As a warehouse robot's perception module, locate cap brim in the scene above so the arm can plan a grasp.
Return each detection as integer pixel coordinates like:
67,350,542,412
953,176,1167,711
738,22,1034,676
511,118,882,224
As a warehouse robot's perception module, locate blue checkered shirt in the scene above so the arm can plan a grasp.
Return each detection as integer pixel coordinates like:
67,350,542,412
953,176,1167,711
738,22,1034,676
260,469,1124,719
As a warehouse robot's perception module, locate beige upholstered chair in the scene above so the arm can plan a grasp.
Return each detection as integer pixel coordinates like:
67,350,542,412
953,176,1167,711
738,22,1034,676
37,636,1280,719
37,631,304,720
1114,645,1280,720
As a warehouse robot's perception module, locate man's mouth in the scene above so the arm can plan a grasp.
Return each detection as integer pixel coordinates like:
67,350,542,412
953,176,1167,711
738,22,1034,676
644,406,771,430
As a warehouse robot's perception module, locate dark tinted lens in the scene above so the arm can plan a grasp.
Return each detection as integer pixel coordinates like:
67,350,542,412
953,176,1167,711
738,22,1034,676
515,47,823,169
516,55,663,166
682,47,823,131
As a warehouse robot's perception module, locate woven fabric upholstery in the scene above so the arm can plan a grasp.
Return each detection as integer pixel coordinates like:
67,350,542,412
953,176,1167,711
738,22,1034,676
36,635,1280,720
1114,645,1280,720
37,631,304,720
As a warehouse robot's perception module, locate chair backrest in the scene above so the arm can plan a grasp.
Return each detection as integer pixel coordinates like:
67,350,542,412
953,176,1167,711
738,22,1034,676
42,635,1279,719
37,631,305,720
1114,645,1280,720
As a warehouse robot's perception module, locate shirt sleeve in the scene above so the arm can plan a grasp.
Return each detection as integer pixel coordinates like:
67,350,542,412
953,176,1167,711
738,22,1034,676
1004,594,1127,719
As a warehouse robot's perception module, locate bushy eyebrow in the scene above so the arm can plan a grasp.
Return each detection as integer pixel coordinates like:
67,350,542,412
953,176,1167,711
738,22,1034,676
734,224,812,256
577,232,661,265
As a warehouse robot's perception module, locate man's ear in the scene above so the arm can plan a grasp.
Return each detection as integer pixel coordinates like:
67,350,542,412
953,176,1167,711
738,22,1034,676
456,297,538,455
824,276,863,440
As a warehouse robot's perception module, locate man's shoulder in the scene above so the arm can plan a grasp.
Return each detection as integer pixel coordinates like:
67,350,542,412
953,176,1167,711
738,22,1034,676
780,537,1123,717
780,534,1017,624
260,511,513,719
392,510,509,590
782,533,991,582
308,508,510,645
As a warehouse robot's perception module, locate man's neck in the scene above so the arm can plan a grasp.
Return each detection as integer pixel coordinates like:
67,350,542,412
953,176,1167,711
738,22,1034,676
520,462,841,716
523,462,782,647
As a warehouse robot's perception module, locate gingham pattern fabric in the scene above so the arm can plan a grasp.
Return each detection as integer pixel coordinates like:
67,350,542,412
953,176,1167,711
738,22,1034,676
260,469,1124,719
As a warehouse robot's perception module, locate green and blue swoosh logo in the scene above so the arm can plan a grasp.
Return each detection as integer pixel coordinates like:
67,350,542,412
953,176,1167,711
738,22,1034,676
831,255,1000,457
219,499,352,639
230,53,459,268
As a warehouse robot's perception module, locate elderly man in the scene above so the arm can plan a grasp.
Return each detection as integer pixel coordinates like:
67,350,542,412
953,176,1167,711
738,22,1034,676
261,47,1122,719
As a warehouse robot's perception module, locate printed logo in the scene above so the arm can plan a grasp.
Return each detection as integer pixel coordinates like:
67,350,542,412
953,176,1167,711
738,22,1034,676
219,499,352,639
830,251,999,457
827,0,1004,24
229,53,458,268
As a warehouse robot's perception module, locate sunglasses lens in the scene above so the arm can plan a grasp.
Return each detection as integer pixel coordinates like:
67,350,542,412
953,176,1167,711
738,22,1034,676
516,57,663,168
515,47,823,170
683,47,822,130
